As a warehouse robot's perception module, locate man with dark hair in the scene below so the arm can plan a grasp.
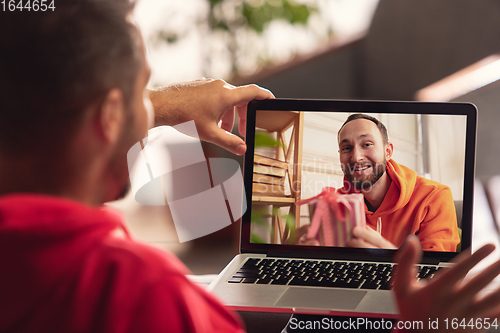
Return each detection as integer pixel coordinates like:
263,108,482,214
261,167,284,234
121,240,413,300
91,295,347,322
339,114,389,144
0,1,142,157
1,2,500,332
337,114,460,251
0,1,270,332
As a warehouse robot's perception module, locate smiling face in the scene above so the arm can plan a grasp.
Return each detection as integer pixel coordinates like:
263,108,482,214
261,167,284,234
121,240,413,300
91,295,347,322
338,118,393,191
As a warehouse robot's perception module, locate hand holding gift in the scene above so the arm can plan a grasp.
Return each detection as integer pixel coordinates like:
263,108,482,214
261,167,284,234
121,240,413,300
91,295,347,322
349,225,397,249
293,188,366,247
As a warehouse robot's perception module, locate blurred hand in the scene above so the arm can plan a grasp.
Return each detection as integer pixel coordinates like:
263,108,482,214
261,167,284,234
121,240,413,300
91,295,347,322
349,225,397,249
286,225,320,246
393,235,500,332
149,78,274,155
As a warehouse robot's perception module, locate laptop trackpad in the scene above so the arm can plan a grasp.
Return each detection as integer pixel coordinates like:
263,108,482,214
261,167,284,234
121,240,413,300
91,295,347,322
274,288,367,310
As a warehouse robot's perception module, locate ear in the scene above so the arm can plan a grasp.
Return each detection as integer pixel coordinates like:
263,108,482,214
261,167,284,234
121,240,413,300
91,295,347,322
385,142,394,161
95,89,125,145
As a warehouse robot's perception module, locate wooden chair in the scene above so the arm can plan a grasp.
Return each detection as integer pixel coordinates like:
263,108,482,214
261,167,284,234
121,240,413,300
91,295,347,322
252,110,304,244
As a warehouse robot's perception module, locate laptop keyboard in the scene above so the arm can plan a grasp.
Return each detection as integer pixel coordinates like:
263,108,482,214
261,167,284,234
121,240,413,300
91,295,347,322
228,258,445,290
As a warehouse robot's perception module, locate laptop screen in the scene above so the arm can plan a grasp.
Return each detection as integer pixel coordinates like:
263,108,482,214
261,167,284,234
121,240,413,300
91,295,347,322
241,99,476,263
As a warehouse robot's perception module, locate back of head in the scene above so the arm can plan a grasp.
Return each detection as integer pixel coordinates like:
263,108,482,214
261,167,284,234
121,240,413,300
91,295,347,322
0,0,141,157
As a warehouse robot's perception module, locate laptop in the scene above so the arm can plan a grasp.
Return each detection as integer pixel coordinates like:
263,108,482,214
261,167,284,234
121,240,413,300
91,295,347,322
208,99,477,318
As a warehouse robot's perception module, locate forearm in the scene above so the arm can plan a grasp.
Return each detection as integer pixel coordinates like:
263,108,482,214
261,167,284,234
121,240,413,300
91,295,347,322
148,86,187,128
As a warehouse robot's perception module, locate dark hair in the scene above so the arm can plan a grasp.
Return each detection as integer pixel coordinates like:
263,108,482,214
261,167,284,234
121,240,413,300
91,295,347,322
0,0,141,156
338,114,389,144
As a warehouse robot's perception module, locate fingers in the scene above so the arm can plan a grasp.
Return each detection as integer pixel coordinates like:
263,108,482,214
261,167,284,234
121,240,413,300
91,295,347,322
287,225,320,246
352,226,378,243
467,285,500,319
233,84,273,136
460,259,500,298
221,83,273,138
236,105,247,137
349,237,376,249
287,225,309,245
211,82,273,152
474,287,500,318
301,239,320,246
433,245,496,291
351,226,397,249
220,107,235,132
153,79,273,155
205,125,247,155
231,84,275,105
392,235,423,296
453,259,500,316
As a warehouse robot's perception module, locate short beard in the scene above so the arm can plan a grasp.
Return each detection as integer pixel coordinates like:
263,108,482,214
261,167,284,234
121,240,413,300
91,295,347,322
343,159,387,192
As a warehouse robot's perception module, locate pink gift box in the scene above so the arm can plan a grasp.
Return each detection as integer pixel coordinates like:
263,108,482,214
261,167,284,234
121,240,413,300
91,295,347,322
298,188,366,247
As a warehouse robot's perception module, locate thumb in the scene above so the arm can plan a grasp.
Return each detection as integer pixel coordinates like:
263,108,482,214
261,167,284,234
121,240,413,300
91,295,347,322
393,235,422,294
205,126,247,155
351,225,362,238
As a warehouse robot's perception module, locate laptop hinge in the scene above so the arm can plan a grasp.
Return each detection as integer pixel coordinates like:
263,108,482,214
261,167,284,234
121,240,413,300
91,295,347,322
266,251,394,263
419,258,441,265
264,252,444,265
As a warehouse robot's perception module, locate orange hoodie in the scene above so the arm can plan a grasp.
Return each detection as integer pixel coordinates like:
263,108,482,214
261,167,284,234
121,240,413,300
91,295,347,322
340,159,460,252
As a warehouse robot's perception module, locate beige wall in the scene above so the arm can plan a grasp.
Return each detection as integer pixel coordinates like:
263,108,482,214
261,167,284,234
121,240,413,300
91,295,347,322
425,114,466,201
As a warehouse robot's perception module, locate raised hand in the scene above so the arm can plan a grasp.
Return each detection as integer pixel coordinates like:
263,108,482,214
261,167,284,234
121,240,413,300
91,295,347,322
393,235,500,332
149,78,274,155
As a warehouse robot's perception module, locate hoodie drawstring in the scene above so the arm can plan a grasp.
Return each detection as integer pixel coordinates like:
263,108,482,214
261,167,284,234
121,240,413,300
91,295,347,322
377,217,382,234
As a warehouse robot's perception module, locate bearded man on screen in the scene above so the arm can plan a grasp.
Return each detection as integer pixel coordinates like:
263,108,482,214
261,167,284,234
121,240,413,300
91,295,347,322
337,114,459,251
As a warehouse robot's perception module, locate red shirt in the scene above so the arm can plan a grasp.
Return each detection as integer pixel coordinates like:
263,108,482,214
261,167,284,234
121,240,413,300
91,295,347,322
0,194,244,333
